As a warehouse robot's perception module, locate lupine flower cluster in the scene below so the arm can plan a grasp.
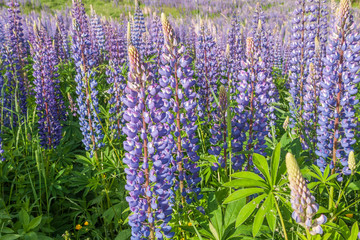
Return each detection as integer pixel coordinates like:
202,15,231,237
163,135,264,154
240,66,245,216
286,152,327,235
106,22,126,138
71,0,104,156
2,0,28,125
31,24,64,149
195,20,219,119
231,37,277,170
316,0,360,178
160,13,201,204
123,45,174,240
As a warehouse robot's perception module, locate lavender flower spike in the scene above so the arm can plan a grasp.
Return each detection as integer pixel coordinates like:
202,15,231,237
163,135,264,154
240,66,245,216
286,153,327,235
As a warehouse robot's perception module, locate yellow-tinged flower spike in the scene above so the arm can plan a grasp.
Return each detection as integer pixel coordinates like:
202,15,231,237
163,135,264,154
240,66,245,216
348,151,356,173
219,85,228,113
84,221,89,226
256,19,262,33
315,37,321,55
128,45,140,69
286,153,327,235
75,224,82,230
161,13,176,46
225,44,230,58
245,37,254,58
283,116,290,130
336,0,350,21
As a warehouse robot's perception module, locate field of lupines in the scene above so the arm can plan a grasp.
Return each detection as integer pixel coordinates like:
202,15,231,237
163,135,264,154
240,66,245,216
0,0,360,239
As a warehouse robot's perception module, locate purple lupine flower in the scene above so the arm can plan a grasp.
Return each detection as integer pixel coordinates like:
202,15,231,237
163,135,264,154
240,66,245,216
232,37,277,171
106,22,126,138
316,0,360,177
195,20,219,119
71,0,104,156
90,6,105,52
148,13,164,80
160,13,202,204
302,63,319,153
54,15,70,62
2,0,28,124
286,153,327,235
289,0,314,129
124,45,174,240
132,0,146,54
31,24,64,149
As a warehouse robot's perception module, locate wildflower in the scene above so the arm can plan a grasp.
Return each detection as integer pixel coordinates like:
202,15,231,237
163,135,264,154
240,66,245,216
348,151,356,174
75,224,82,230
187,222,192,227
286,153,327,235
84,221,89,226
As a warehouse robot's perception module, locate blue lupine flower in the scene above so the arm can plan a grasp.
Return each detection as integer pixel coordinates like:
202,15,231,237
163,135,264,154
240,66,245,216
71,0,104,156
316,0,360,178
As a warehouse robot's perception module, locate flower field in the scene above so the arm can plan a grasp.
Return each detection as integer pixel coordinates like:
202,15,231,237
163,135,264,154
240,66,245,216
0,0,360,239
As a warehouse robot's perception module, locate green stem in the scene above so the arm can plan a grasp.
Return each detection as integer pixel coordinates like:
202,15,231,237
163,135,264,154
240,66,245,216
305,228,312,240
274,197,289,240
329,186,334,210
335,175,352,209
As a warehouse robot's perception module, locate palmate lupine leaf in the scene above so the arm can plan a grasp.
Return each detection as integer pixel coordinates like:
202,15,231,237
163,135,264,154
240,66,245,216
223,142,288,237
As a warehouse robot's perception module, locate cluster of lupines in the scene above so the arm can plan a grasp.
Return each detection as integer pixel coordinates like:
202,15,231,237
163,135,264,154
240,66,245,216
209,85,229,171
231,37,276,170
195,20,219,119
54,15,70,62
71,0,104,156
316,0,360,178
286,153,327,235
90,6,105,53
31,24,64,149
106,22,126,138
2,0,28,126
123,45,174,240
160,13,201,204
289,0,314,128
131,0,146,54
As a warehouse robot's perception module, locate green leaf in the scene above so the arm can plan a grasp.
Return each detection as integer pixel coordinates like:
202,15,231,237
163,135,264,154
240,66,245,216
223,188,265,204
349,222,359,240
271,142,281,185
208,193,223,238
231,172,265,182
28,216,42,231
253,195,272,237
253,154,271,184
1,227,15,234
24,232,38,240
209,221,220,240
115,229,131,240
265,196,276,233
348,180,360,191
223,179,268,189
1,235,22,240
235,194,267,227
19,209,30,229
224,199,245,228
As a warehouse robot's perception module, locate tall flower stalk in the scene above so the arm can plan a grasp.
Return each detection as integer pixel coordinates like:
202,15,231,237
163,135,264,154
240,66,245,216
316,0,360,177
124,45,174,240
160,13,201,204
71,0,104,157
31,24,64,149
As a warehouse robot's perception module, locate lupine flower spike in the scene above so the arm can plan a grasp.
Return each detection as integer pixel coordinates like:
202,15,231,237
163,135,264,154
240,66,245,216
286,153,327,235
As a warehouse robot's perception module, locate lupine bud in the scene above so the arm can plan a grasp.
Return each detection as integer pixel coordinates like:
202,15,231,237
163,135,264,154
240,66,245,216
348,151,356,173
219,85,227,113
283,116,290,130
286,153,326,235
